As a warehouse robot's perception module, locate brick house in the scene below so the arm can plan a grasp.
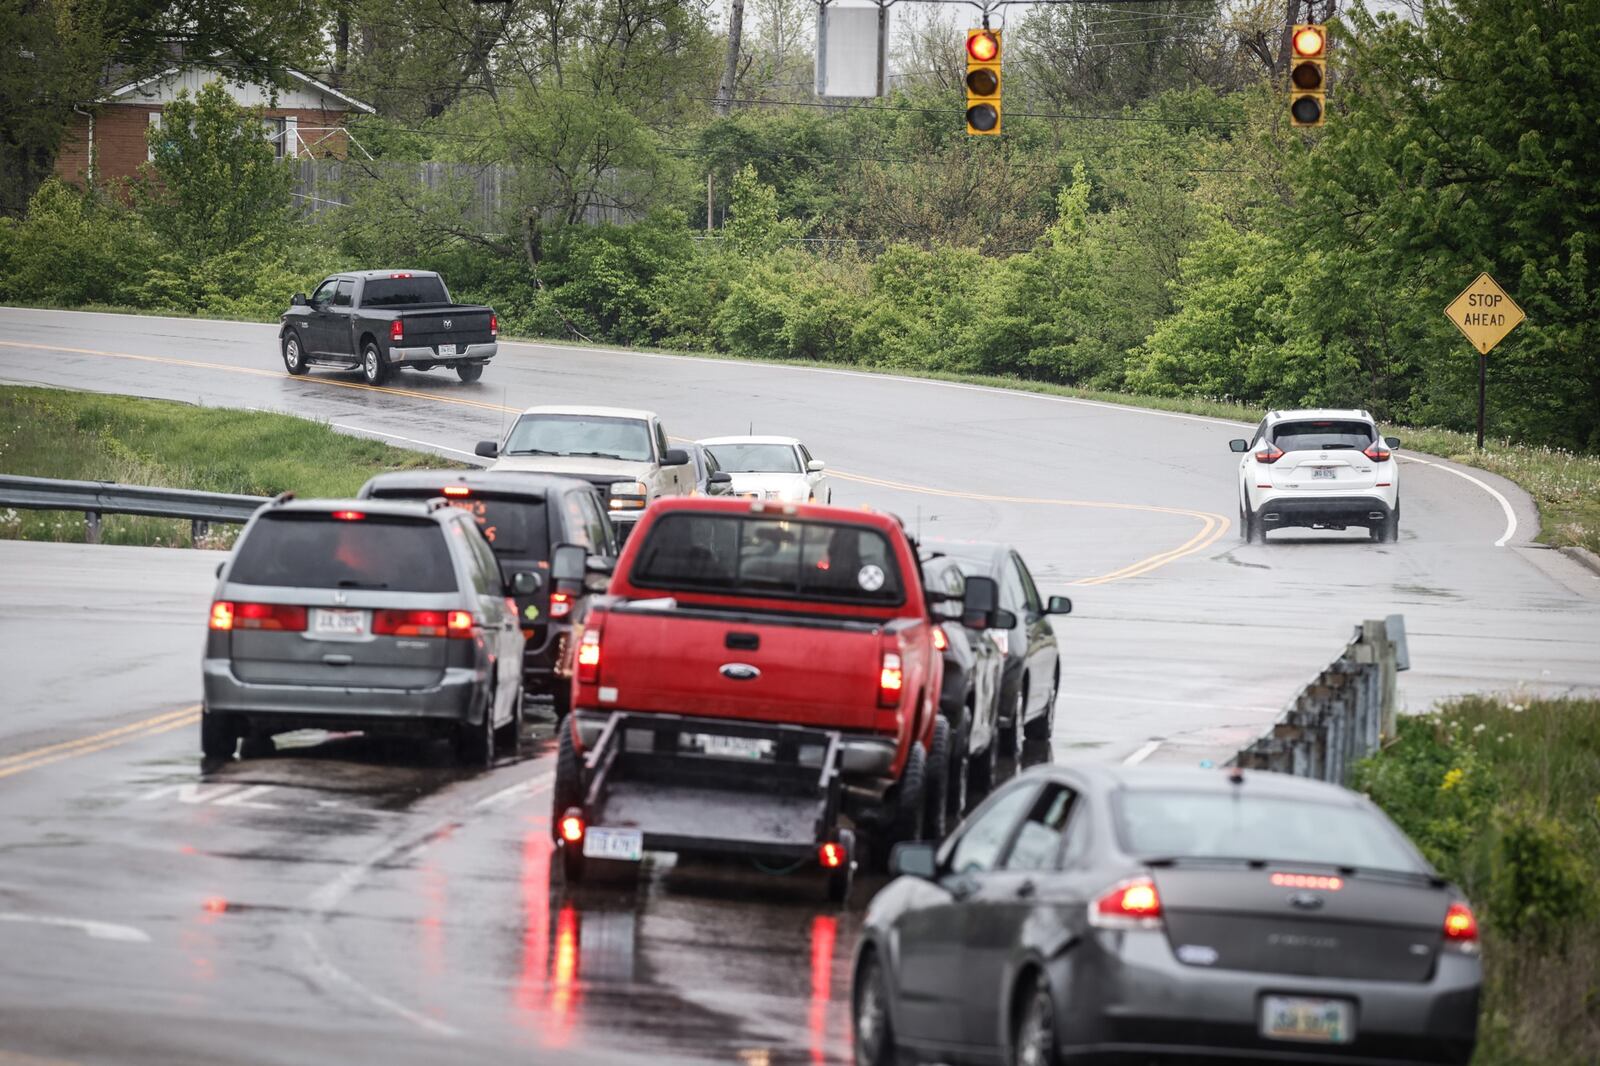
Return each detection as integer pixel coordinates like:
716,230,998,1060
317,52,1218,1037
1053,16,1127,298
56,67,376,189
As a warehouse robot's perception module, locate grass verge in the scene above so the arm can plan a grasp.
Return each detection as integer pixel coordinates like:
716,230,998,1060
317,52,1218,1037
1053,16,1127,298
1353,696,1600,1065
0,385,457,548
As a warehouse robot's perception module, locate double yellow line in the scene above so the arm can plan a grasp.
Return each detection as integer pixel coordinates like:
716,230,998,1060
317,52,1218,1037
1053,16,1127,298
0,705,200,782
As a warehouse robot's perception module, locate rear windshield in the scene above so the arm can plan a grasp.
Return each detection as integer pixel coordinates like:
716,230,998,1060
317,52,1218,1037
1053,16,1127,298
704,443,801,473
1271,420,1375,452
632,513,904,606
368,491,547,557
228,514,457,592
360,276,449,308
1115,791,1424,873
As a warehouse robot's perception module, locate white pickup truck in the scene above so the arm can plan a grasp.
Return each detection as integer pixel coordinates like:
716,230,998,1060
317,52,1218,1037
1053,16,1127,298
476,406,696,537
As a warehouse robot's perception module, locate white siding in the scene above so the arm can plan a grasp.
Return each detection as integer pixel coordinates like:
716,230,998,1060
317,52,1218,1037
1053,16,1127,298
114,71,347,111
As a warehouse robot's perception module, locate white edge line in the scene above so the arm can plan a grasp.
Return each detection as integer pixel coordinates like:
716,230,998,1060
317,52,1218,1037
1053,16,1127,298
0,912,151,943
1123,740,1164,765
328,422,482,459
1400,455,1518,547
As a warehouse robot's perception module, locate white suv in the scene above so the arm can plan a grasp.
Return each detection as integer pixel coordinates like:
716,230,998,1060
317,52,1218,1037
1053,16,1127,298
1230,409,1402,543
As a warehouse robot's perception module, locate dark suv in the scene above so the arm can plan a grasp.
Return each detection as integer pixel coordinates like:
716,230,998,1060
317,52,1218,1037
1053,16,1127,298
359,470,618,716
201,496,527,766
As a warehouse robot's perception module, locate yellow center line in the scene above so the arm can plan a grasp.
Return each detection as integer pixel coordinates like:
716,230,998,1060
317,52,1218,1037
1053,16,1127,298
0,705,202,769
0,707,201,781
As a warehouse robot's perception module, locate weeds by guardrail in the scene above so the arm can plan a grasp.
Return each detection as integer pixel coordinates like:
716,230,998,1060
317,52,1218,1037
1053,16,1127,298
1230,615,1409,783
0,475,267,544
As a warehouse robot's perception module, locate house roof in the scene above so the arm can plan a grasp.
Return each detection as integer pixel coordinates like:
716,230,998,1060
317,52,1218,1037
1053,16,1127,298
103,66,376,114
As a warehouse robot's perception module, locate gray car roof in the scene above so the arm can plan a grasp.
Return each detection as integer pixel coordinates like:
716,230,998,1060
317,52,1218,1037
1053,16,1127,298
263,497,450,521
361,469,596,498
1052,763,1364,804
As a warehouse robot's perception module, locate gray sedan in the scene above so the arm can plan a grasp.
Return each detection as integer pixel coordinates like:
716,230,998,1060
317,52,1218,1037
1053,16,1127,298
852,764,1480,1065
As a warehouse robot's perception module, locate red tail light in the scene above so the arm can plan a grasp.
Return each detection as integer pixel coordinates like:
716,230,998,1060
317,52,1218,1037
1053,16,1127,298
489,313,498,336
389,320,404,343
226,602,307,632
1091,876,1163,929
1255,443,1285,464
1443,902,1479,950
441,485,470,497
932,626,949,652
1271,872,1344,891
819,841,846,869
1363,443,1391,462
878,652,904,708
550,591,573,619
209,601,235,630
446,610,477,638
559,808,585,844
331,510,364,521
576,628,602,683
373,609,451,637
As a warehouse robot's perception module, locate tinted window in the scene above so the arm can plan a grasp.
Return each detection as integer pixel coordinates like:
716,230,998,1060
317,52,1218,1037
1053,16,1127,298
368,490,547,557
310,279,338,308
946,784,1036,875
1271,420,1375,452
705,443,802,473
503,414,653,463
229,514,457,592
1002,786,1076,871
360,276,450,308
633,514,904,606
458,521,503,594
1115,791,1424,873
333,280,354,307
1011,554,1042,612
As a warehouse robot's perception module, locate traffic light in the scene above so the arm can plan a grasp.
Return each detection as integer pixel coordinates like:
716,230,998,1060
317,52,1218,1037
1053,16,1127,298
965,29,1001,136
1288,24,1326,128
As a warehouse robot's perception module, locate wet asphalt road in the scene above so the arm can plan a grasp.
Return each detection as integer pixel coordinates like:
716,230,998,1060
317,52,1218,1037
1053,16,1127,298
2,307,1600,1064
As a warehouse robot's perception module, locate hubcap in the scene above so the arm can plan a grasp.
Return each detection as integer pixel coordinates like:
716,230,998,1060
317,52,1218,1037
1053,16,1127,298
286,339,299,366
1016,991,1053,1066
855,967,886,1062
366,351,377,377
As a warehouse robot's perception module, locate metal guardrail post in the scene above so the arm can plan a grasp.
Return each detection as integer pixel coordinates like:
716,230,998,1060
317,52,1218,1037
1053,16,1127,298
85,510,101,545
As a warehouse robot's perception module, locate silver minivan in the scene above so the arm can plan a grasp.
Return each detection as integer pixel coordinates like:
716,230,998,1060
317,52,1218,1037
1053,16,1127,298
201,496,527,766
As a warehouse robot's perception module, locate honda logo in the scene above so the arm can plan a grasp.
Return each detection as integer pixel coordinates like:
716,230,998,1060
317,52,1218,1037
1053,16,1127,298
332,591,348,606
719,663,761,681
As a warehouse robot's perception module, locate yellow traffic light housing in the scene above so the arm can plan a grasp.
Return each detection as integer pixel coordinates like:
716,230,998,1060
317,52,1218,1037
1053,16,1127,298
1288,24,1326,128
965,29,1001,136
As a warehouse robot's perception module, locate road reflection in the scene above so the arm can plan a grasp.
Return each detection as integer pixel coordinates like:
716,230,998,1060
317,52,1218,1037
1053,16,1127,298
809,914,838,1065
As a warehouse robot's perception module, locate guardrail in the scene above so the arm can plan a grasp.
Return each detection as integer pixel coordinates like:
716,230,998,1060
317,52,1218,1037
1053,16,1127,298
0,475,269,544
1230,615,1409,783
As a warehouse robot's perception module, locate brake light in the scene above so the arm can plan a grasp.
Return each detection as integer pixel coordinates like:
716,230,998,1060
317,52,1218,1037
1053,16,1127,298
819,841,846,869
441,485,470,497
1271,872,1343,891
1255,443,1285,464
1444,902,1479,949
231,602,307,632
576,628,602,683
1363,443,1391,462
932,626,949,652
209,601,235,630
559,808,585,844
332,510,364,521
373,609,451,637
489,313,498,336
550,591,573,619
446,610,477,638
390,320,404,343
1091,876,1163,929
878,652,904,707
389,272,411,279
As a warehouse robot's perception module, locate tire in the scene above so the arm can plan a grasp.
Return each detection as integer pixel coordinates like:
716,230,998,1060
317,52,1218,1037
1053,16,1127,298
946,711,971,821
1024,670,1057,742
923,717,950,842
1000,684,1023,757
238,733,275,760
969,726,998,801
456,362,484,383
551,680,573,720
1012,975,1059,1066
200,711,238,760
551,724,583,844
1374,504,1400,543
453,686,496,769
853,952,903,1066
281,333,307,376
495,682,524,756
1242,502,1263,544
361,340,390,386
889,741,927,846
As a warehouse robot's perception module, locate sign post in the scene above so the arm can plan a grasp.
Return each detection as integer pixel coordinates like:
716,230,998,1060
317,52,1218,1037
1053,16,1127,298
1443,272,1525,449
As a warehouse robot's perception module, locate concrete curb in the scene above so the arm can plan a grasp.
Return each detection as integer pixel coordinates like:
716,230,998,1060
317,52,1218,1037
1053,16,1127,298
1560,545,1600,578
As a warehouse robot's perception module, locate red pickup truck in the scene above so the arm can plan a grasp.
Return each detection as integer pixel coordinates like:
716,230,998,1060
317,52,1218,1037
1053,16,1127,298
549,496,1004,894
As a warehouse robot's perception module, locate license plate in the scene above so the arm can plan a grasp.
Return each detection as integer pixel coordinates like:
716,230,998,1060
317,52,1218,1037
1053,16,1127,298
312,608,368,637
686,733,772,760
437,343,457,357
583,826,643,861
1312,467,1337,480
1261,996,1354,1044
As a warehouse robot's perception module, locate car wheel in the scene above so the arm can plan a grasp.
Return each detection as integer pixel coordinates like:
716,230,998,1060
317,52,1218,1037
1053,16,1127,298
889,741,926,846
923,717,950,842
1024,671,1057,742
199,711,238,760
853,952,903,1066
946,710,971,821
1000,684,1023,757
1012,976,1059,1066
454,687,496,769
1374,504,1400,543
361,341,390,386
456,363,484,383
1243,503,1264,544
281,334,307,376
495,683,524,756
238,733,275,760
969,727,998,800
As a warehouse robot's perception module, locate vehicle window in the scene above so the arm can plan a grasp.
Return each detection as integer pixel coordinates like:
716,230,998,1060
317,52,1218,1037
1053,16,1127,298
563,494,595,550
1254,419,1269,445
502,414,653,463
309,279,338,309
704,443,804,473
333,280,354,307
1000,559,1027,612
655,422,670,461
946,784,1037,876
577,493,610,553
800,445,813,465
703,449,722,477
453,521,490,594
228,514,456,592
1002,786,1077,871
1114,791,1425,873
632,514,905,606
359,276,450,308
1011,554,1043,612
461,522,504,594
1271,420,1375,452
366,490,546,557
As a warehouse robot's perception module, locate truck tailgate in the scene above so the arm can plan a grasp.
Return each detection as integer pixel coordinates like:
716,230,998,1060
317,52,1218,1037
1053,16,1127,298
596,607,886,731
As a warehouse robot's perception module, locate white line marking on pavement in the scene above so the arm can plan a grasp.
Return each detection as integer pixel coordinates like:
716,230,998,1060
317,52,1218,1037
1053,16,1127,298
139,782,243,804
329,422,482,459
0,912,151,943
1123,740,1164,765
1400,455,1519,546
471,771,554,812
213,784,281,810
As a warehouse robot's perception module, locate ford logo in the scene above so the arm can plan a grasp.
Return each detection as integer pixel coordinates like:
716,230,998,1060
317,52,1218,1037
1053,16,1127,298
443,318,453,329
719,663,761,681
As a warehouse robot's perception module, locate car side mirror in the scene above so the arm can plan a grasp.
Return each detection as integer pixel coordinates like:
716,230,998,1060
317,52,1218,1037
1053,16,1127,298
807,459,826,473
662,447,690,467
708,471,733,495
1384,436,1401,450
989,608,1017,631
511,571,542,595
290,292,307,306
1229,438,1249,453
890,841,937,880
474,440,499,459
551,544,587,583
1046,595,1072,615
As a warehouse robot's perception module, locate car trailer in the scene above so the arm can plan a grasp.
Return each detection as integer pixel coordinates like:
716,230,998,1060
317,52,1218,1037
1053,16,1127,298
555,712,856,901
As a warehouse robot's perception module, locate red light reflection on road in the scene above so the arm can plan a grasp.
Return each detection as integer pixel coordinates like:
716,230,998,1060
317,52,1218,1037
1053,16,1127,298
513,823,582,1046
809,914,838,1065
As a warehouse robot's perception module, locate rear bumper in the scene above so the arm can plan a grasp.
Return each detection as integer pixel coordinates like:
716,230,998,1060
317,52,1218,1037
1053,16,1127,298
202,659,484,727
1056,931,1478,1065
1257,494,1393,528
387,341,497,365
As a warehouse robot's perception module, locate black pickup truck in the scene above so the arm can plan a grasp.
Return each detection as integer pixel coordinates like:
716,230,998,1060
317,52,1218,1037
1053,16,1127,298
278,270,498,385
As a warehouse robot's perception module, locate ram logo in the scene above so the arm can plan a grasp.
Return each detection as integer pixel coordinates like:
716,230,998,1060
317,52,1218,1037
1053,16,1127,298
719,663,761,681
443,318,453,329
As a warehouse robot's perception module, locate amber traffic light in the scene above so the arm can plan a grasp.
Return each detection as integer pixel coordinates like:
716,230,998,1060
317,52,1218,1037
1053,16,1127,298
1288,24,1326,127
965,29,1001,135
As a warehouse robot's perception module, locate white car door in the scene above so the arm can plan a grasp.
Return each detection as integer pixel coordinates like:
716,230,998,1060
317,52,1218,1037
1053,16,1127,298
800,444,830,503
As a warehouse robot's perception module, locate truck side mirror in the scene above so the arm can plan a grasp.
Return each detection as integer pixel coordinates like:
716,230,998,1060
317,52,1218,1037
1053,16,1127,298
290,292,307,306
989,608,1017,630
662,447,690,466
1229,439,1249,453
707,471,733,495
551,544,587,583
960,574,1000,629
474,440,498,459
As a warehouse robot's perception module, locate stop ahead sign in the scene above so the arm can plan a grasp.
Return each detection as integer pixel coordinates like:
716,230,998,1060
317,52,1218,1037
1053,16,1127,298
1444,272,1525,355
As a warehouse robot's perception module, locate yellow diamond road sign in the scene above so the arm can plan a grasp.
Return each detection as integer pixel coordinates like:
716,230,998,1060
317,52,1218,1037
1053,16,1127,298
1444,272,1525,354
